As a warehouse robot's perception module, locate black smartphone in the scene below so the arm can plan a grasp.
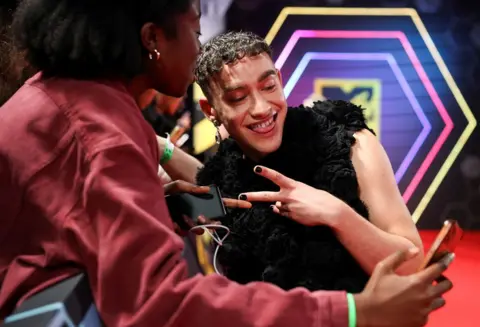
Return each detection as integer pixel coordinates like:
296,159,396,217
419,219,463,270
166,185,226,230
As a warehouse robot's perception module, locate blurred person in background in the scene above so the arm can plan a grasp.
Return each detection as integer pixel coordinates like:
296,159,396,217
137,88,203,183
139,88,190,143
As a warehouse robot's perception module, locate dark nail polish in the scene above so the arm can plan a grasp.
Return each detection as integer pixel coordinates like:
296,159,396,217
239,194,247,200
255,166,262,173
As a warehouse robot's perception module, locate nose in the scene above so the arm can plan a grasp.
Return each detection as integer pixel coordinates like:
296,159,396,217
249,93,271,118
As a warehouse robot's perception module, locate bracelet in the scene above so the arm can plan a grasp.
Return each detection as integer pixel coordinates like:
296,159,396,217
347,293,357,327
160,133,175,164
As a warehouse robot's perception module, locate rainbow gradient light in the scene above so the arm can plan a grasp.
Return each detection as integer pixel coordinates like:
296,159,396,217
274,29,454,209
283,52,432,184
265,7,476,222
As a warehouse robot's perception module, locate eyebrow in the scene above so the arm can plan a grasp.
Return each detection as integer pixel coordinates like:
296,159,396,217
257,69,277,82
223,69,277,92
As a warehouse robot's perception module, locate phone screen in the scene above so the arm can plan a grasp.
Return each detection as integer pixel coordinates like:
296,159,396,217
419,219,463,270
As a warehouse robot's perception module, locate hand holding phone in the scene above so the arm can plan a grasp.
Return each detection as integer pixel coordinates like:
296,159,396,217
166,184,227,231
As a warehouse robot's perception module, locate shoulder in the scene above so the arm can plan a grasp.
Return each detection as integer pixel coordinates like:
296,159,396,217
0,75,74,183
35,76,154,159
350,129,389,177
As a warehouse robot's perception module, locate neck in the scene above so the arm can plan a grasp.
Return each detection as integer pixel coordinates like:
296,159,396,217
127,74,153,108
240,147,267,163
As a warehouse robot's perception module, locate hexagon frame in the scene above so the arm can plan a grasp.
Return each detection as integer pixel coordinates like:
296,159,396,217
274,29,452,206
283,51,431,184
265,7,476,222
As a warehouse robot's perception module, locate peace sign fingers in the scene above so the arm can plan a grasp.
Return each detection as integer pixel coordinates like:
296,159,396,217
238,166,296,202
239,191,282,202
253,166,296,189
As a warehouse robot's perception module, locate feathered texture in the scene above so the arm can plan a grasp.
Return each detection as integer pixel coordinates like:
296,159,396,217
197,100,374,292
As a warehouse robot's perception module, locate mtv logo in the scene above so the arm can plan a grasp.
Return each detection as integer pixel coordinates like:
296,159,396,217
313,79,381,136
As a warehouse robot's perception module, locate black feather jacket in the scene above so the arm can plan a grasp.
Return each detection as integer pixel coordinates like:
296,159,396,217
197,100,374,293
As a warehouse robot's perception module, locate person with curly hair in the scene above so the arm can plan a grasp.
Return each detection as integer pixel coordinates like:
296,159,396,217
196,31,425,293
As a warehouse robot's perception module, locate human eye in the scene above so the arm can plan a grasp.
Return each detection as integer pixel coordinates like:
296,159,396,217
262,80,277,91
229,96,247,103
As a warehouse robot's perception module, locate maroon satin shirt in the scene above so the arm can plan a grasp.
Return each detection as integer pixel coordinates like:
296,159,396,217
0,73,348,327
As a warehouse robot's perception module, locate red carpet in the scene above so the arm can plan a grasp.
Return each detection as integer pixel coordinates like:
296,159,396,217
420,231,480,327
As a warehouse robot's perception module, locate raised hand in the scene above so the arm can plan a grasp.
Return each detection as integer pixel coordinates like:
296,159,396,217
355,249,454,327
238,165,347,227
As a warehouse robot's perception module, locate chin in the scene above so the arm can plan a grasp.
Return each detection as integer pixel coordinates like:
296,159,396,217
257,138,282,155
167,85,189,98
237,109,286,158
244,130,283,159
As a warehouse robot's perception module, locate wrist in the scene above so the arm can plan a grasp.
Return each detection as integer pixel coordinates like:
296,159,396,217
158,134,175,165
347,293,357,327
329,201,353,230
156,135,167,153
353,293,370,327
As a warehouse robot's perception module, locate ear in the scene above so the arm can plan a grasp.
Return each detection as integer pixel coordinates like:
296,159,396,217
199,99,217,122
140,22,164,55
276,69,283,85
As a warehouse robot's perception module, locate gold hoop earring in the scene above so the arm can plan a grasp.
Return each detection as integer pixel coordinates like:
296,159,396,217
149,49,161,61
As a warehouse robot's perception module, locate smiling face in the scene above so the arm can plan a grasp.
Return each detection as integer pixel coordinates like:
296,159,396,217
200,53,287,161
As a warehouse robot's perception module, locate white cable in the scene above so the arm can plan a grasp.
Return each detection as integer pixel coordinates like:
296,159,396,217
189,224,230,275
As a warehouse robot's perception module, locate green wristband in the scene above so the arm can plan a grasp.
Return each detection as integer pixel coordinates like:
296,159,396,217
347,293,357,327
160,134,174,164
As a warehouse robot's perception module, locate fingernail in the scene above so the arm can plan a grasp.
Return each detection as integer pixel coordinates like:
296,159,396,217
408,247,420,255
270,205,275,210
441,253,455,268
254,166,262,173
239,194,247,200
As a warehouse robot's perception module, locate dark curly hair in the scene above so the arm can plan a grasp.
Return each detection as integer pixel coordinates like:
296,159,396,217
12,0,193,79
194,31,272,98
0,0,36,106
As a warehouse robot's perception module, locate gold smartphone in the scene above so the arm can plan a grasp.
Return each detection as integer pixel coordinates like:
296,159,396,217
419,219,463,270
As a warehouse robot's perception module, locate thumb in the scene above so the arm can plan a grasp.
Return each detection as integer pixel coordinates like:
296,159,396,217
375,248,420,276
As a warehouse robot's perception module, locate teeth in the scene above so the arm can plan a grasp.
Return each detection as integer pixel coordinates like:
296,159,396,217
251,117,274,130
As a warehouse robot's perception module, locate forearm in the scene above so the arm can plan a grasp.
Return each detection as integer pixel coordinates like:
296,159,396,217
156,135,203,183
331,207,423,275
